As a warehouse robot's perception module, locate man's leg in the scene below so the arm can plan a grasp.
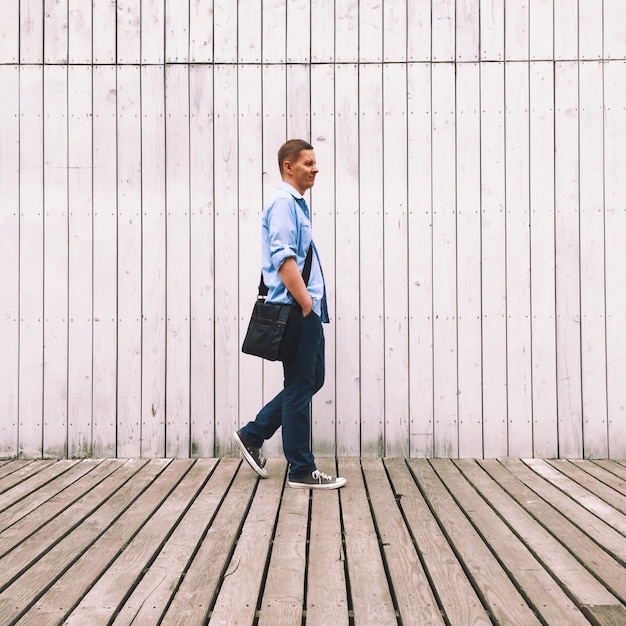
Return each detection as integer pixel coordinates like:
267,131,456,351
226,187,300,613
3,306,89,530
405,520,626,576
282,312,325,480
240,390,284,447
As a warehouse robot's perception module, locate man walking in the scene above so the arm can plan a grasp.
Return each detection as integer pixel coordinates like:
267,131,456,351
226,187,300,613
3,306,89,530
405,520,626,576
234,139,346,490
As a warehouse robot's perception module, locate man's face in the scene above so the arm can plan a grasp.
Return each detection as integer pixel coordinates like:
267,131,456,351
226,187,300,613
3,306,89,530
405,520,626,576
285,149,318,194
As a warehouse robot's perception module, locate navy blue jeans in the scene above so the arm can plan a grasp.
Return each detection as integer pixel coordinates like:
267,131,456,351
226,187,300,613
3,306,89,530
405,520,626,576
240,311,325,480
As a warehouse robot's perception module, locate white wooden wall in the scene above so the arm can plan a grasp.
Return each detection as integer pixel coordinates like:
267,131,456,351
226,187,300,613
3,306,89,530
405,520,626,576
1,1,625,460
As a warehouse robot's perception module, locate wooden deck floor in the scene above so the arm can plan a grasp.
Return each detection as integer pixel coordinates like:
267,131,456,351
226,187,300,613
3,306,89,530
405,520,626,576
1,457,626,626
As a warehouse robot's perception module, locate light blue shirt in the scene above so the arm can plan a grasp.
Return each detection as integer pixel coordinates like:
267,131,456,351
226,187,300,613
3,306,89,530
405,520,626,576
262,182,329,322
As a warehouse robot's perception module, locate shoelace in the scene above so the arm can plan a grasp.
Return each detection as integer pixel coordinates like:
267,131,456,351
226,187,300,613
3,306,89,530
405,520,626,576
312,470,333,482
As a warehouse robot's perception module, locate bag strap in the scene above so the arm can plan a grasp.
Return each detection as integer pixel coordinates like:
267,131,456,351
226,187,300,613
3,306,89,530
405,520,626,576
257,245,313,299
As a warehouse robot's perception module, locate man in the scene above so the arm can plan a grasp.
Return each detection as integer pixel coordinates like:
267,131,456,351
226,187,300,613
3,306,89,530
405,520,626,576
234,139,346,490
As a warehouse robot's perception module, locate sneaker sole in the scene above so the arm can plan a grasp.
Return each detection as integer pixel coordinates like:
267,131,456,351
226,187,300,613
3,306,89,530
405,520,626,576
233,431,268,478
288,478,346,490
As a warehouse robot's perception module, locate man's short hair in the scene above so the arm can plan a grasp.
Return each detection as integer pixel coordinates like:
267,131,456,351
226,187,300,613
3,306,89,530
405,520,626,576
278,139,314,175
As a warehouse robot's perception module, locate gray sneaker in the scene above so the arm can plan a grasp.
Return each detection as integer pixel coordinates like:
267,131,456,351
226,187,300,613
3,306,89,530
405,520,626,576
233,430,268,478
288,470,346,490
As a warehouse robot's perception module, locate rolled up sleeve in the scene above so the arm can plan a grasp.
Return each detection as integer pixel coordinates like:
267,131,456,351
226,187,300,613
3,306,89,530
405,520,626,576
266,200,298,271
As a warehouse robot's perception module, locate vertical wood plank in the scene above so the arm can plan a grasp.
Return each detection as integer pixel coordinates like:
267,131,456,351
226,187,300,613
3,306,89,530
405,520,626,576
116,65,143,458
554,61,582,457
432,0,455,62
287,0,310,63
213,64,240,456
141,0,165,64
456,0,479,62
480,62,507,457
604,60,626,459
505,0,530,61
505,62,533,457
165,64,191,458
579,0,603,60
455,62,483,458
92,64,118,458
383,63,409,457
359,0,382,62
335,0,358,62
529,61,558,457
190,0,213,63
20,0,44,63
43,65,69,458
286,64,310,139
237,64,264,451
359,63,384,456
0,2,19,62
189,63,215,457
310,0,334,62
529,0,554,61
554,0,578,60
68,0,92,63
579,61,608,458
604,0,626,60
0,66,20,456
310,63,336,456
334,63,361,457
431,62,458,458
92,0,116,64
165,0,188,62
407,62,434,457
383,0,406,62
18,65,45,459
238,0,261,63
480,0,504,61
117,0,141,64
67,65,93,458
260,63,287,459
262,0,286,63
140,65,166,458
214,0,237,62
407,0,430,62
44,0,68,63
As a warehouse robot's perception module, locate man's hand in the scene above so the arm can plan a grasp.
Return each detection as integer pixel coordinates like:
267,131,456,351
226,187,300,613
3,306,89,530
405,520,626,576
278,257,314,316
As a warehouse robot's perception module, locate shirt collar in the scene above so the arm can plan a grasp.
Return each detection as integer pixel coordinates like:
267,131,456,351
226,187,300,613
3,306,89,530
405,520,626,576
278,181,304,200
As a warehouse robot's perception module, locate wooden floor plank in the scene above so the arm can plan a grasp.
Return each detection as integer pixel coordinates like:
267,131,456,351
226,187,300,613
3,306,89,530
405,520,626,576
1,458,625,626
157,459,263,626
592,460,626,484
570,460,626,497
0,460,56,494
113,458,241,626
0,460,80,514
338,457,397,626
208,458,287,626
0,459,170,624
256,475,309,626
58,459,218,625
0,460,36,481
19,459,194,625
523,459,626,535
0,459,103,532
453,459,620,617
361,457,444,625
385,459,492,626
0,459,141,579
500,458,626,564
546,459,626,513
479,458,626,605
409,459,543,625
305,457,349,626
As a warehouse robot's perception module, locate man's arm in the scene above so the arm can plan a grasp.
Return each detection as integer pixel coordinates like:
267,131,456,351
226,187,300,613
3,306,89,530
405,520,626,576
278,257,313,316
